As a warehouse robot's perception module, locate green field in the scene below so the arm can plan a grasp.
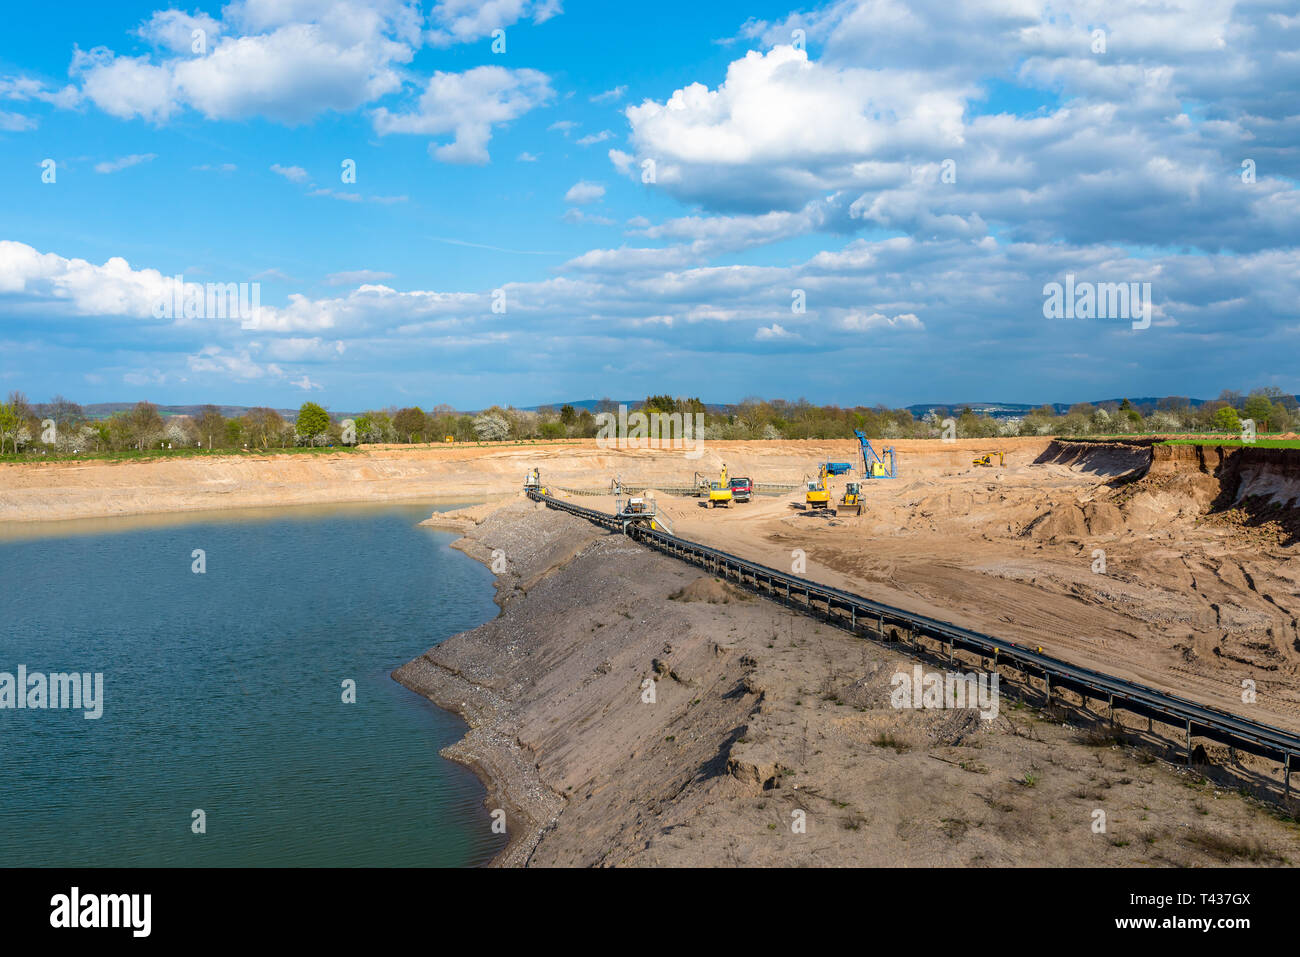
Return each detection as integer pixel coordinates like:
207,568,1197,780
1071,433,1300,449
1160,438,1300,449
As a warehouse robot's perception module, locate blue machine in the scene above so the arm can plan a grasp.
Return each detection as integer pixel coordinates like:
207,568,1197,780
854,429,897,479
824,462,854,475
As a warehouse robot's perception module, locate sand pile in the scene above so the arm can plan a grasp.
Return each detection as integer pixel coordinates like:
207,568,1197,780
668,576,753,604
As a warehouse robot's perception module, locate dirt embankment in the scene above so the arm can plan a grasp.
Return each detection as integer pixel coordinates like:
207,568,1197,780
394,500,1300,867
1145,443,1300,512
1027,440,1300,543
1033,439,1156,476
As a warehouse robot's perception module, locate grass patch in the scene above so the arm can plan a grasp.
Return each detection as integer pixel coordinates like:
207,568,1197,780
0,444,363,465
1160,438,1300,449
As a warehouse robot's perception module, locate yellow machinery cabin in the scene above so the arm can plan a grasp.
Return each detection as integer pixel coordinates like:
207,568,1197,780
805,464,831,509
523,468,547,495
836,481,862,516
707,465,733,508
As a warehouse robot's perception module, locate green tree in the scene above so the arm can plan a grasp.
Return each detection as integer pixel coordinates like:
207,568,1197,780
642,394,677,414
106,412,132,450
1213,405,1241,433
244,407,285,449
6,391,32,423
128,401,165,450
393,406,426,443
1242,394,1275,431
353,414,374,445
1118,398,1143,428
355,410,393,443
196,405,226,450
0,402,20,454
559,404,576,426
296,402,331,443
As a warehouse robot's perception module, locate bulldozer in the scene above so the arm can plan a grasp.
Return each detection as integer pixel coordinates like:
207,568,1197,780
972,451,1004,468
835,481,863,516
706,465,733,508
805,464,831,510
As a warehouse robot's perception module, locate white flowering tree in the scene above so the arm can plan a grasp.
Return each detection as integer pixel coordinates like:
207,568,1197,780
472,413,510,441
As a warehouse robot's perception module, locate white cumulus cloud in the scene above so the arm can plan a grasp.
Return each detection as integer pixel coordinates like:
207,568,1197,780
564,180,605,204
372,66,552,163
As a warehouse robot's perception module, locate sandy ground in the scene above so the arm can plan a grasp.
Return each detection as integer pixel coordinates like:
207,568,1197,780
395,500,1300,866
517,439,1300,738
8,435,1298,736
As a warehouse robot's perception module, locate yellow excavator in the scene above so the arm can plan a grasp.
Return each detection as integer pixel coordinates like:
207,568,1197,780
972,451,1004,468
805,464,831,510
835,481,862,516
707,464,733,508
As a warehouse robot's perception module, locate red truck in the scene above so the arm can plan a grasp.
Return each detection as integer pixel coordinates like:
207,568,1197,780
728,476,753,503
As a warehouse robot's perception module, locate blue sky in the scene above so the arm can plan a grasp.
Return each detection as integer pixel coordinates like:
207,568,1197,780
1,0,1297,411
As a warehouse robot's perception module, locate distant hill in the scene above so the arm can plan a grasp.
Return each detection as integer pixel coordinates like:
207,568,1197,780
81,403,303,420
517,399,631,413
903,401,1049,420
520,399,730,414
73,394,1296,422
903,396,1241,420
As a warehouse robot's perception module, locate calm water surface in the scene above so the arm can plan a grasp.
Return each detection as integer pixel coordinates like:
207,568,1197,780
0,502,502,866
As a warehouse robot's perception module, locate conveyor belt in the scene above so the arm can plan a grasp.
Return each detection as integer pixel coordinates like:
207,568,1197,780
527,490,1300,782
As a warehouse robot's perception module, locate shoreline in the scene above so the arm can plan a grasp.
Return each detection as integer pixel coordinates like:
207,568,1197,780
0,486,514,526
394,496,572,866
0,496,499,542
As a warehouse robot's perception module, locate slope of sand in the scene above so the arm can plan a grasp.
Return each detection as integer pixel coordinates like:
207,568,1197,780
395,500,1300,867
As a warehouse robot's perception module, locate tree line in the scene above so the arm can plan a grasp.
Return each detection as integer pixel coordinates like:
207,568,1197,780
0,388,1294,457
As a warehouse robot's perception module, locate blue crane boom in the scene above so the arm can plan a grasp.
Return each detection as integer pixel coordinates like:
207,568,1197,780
854,429,897,479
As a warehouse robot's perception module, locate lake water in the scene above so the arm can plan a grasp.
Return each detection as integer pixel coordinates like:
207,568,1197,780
0,502,503,866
